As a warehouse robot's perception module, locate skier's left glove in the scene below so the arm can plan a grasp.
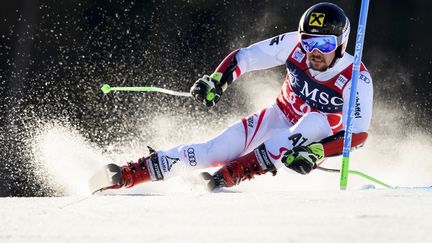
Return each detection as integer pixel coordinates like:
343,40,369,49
190,73,223,107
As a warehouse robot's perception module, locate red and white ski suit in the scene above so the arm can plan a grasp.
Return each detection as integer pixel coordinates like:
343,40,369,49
149,32,373,181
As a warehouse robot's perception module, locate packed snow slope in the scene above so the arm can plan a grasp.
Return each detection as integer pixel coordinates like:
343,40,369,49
1,189,432,243
3,70,432,242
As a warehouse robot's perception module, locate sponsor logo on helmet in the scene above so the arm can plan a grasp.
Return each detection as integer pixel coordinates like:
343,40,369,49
309,12,325,27
335,74,348,90
292,47,305,63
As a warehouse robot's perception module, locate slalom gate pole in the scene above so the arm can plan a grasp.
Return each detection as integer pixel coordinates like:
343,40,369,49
318,166,392,188
101,84,192,97
340,0,371,190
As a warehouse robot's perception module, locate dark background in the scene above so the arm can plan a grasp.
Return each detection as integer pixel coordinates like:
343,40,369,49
1,0,431,196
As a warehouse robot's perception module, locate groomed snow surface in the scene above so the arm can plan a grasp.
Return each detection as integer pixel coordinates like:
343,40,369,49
1,186,432,243
3,115,432,242
2,122,432,243
3,76,432,242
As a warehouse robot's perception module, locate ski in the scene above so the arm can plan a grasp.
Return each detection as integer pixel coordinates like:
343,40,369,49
89,163,123,194
200,172,217,192
392,186,432,190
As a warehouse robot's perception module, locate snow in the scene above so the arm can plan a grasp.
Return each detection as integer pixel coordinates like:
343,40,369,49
1,189,432,243
4,70,430,242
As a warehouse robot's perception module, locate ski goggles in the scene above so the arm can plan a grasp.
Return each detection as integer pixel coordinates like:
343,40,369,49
300,34,339,54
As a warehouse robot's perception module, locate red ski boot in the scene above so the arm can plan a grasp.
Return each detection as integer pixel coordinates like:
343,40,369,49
202,144,277,191
89,147,164,193
118,157,152,188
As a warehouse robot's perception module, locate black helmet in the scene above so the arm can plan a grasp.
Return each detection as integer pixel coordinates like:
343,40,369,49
298,2,350,58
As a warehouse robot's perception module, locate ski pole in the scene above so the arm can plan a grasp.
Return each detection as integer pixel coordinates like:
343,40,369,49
317,166,392,188
101,84,192,97
340,0,371,190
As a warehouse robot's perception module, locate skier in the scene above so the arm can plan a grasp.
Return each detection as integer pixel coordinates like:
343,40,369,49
95,2,373,191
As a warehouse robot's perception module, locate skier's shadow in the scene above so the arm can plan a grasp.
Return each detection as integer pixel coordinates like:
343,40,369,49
95,193,164,197
95,190,242,196
210,189,242,194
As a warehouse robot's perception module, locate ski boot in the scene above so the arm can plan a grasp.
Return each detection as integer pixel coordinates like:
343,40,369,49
89,147,162,193
281,143,324,174
201,144,277,191
201,143,325,191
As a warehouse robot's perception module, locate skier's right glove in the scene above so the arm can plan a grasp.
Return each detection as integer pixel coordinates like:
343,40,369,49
282,143,324,175
190,73,223,107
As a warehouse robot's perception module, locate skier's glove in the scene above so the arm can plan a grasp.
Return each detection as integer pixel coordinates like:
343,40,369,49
190,73,223,107
282,144,323,175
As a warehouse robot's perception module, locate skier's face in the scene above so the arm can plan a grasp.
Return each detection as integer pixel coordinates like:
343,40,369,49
306,50,335,71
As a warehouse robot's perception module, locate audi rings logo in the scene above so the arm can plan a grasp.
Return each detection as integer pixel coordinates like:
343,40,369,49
187,148,197,166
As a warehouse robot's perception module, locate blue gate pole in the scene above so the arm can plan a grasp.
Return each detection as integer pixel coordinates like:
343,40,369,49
340,0,371,190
